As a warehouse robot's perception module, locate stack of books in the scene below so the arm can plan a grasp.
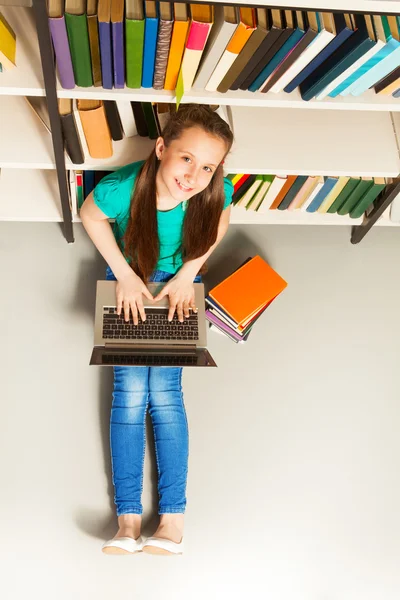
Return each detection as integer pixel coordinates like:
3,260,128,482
231,173,390,219
205,255,287,344
48,2,400,100
0,11,16,73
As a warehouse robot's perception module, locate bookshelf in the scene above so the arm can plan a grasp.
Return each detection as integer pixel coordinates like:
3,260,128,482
0,1,399,239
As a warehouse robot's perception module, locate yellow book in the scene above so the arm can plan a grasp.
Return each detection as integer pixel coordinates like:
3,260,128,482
318,176,350,213
231,173,243,185
164,3,190,90
0,13,16,70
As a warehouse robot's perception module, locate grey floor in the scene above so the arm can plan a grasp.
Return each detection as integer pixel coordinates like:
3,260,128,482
1,221,400,600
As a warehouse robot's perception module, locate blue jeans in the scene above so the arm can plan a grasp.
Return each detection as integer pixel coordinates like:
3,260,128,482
105,266,201,515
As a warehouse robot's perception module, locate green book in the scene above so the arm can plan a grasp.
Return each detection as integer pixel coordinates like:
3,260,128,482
327,177,360,213
350,178,387,219
337,179,374,215
126,18,145,88
65,13,93,87
141,102,158,139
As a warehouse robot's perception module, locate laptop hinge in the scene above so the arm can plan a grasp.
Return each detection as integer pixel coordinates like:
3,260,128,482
104,343,197,351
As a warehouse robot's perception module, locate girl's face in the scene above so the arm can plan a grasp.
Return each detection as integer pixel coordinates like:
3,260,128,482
155,126,227,202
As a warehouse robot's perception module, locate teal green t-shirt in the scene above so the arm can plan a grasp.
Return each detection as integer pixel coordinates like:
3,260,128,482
93,160,233,274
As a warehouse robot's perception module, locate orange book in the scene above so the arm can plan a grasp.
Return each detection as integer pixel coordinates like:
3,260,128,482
209,255,287,326
77,99,113,159
164,3,190,90
269,175,296,210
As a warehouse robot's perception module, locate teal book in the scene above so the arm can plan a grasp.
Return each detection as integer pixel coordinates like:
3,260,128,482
350,178,386,219
277,175,308,210
337,179,374,215
327,177,360,213
306,177,337,212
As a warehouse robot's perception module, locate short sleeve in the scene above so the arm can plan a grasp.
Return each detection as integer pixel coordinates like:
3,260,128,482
93,171,127,219
223,177,234,210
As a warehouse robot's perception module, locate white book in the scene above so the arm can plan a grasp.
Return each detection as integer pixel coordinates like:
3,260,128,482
270,15,335,93
257,175,287,213
300,176,324,211
69,170,77,216
193,6,239,90
235,178,263,208
72,99,90,162
205,49,239,92
247,179,272,211
115,100,137,137
389,189,400,222
315,39,385,100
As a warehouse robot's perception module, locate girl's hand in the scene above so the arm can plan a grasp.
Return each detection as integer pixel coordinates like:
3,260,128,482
153,274,198,322
116,270,154,325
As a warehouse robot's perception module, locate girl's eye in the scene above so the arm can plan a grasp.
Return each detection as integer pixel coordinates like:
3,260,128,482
204,166,212,173
183,157,191,163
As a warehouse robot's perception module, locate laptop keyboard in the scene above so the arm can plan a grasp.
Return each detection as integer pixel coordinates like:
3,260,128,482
102,354,199,366
102,307,199,341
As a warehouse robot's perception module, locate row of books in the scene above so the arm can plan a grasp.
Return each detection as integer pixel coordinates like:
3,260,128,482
230,173,393,219
0,11,16,72
206,255,287,344
49,2,400,100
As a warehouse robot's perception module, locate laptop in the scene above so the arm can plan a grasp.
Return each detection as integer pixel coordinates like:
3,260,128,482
90,281,217,367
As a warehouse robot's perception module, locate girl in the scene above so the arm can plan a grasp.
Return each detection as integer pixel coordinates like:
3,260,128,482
80,104,234,556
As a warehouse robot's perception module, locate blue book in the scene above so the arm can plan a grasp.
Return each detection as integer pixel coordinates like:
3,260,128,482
83,171,95,197
141,1,159,88
277,176,308,210
284,14,353,93
99,17,113,89
306,177,337,213
249,25,305,92
393,87,400,97
349,44,400,96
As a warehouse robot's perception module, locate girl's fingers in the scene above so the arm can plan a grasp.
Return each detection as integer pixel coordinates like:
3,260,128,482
189,298,197,312
117,294,123,316
176,302,184,323
131,302,139,326
168,302,177,322
123,300,131,322
136,300,146,323
183,300,190,319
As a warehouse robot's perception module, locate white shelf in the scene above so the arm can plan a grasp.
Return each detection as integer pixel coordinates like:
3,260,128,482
0,96,55,168
193,1,400,12
0,6,44,96
0,169,63,221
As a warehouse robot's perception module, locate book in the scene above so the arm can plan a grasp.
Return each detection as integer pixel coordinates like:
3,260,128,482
141,102,159,139
69,170,77,214
389,187,400,222
375,65,400,94
47,0,75,88
300,14,376,101
77,99,113,158
126,0,145,88
300,176,324,211
205,8,256,92
83,170,96,198
232,174,256,204
277,175,308,210
164,2,190,90
393,88,400,97
269,175,297,209
65,0,93,87
287,175,319,210
306,176,338,212
72,98,90,160
58,97,84,164
271,12,335,94
142,0,159,88
153,1,173,90
87,0,102,87
249,11,305,92
115,101,137,137
284,13,353,93
131,101,148,136
205,310,252,343
351,180,400,244
209,255,287,327
317,176,350,213
98,0,113,89
0,11,15,70
237,9,292,91
350,178,386,219
25,96,51,133
179,4,214,92
193,5,239,91
261,11,319,94
257,175,287,212
327,177,360,213
246,175,274,211
348,45,400,97
75,170,84,210
103,100,124,140
235,174,264,208
337,178,374,215
111,0,125,88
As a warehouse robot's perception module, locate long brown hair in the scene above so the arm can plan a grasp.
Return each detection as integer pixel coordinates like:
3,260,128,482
123,104,234,282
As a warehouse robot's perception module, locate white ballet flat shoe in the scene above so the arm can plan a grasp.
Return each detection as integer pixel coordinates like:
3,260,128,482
142,536,184,556
101,536,143,555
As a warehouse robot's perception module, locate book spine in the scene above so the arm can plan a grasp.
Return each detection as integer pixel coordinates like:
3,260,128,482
64,13,93,87
142,17,159,88
87,15,102,86
48,17,75,89
153,19,173,90
112,20,125,89
164,20,189,90
103,100,124,141
99,21,113,89
60,113,84,164
125,19,145,88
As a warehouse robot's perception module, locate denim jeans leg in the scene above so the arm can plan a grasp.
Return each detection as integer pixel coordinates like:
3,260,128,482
148,366,189,514
110,366,150,516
